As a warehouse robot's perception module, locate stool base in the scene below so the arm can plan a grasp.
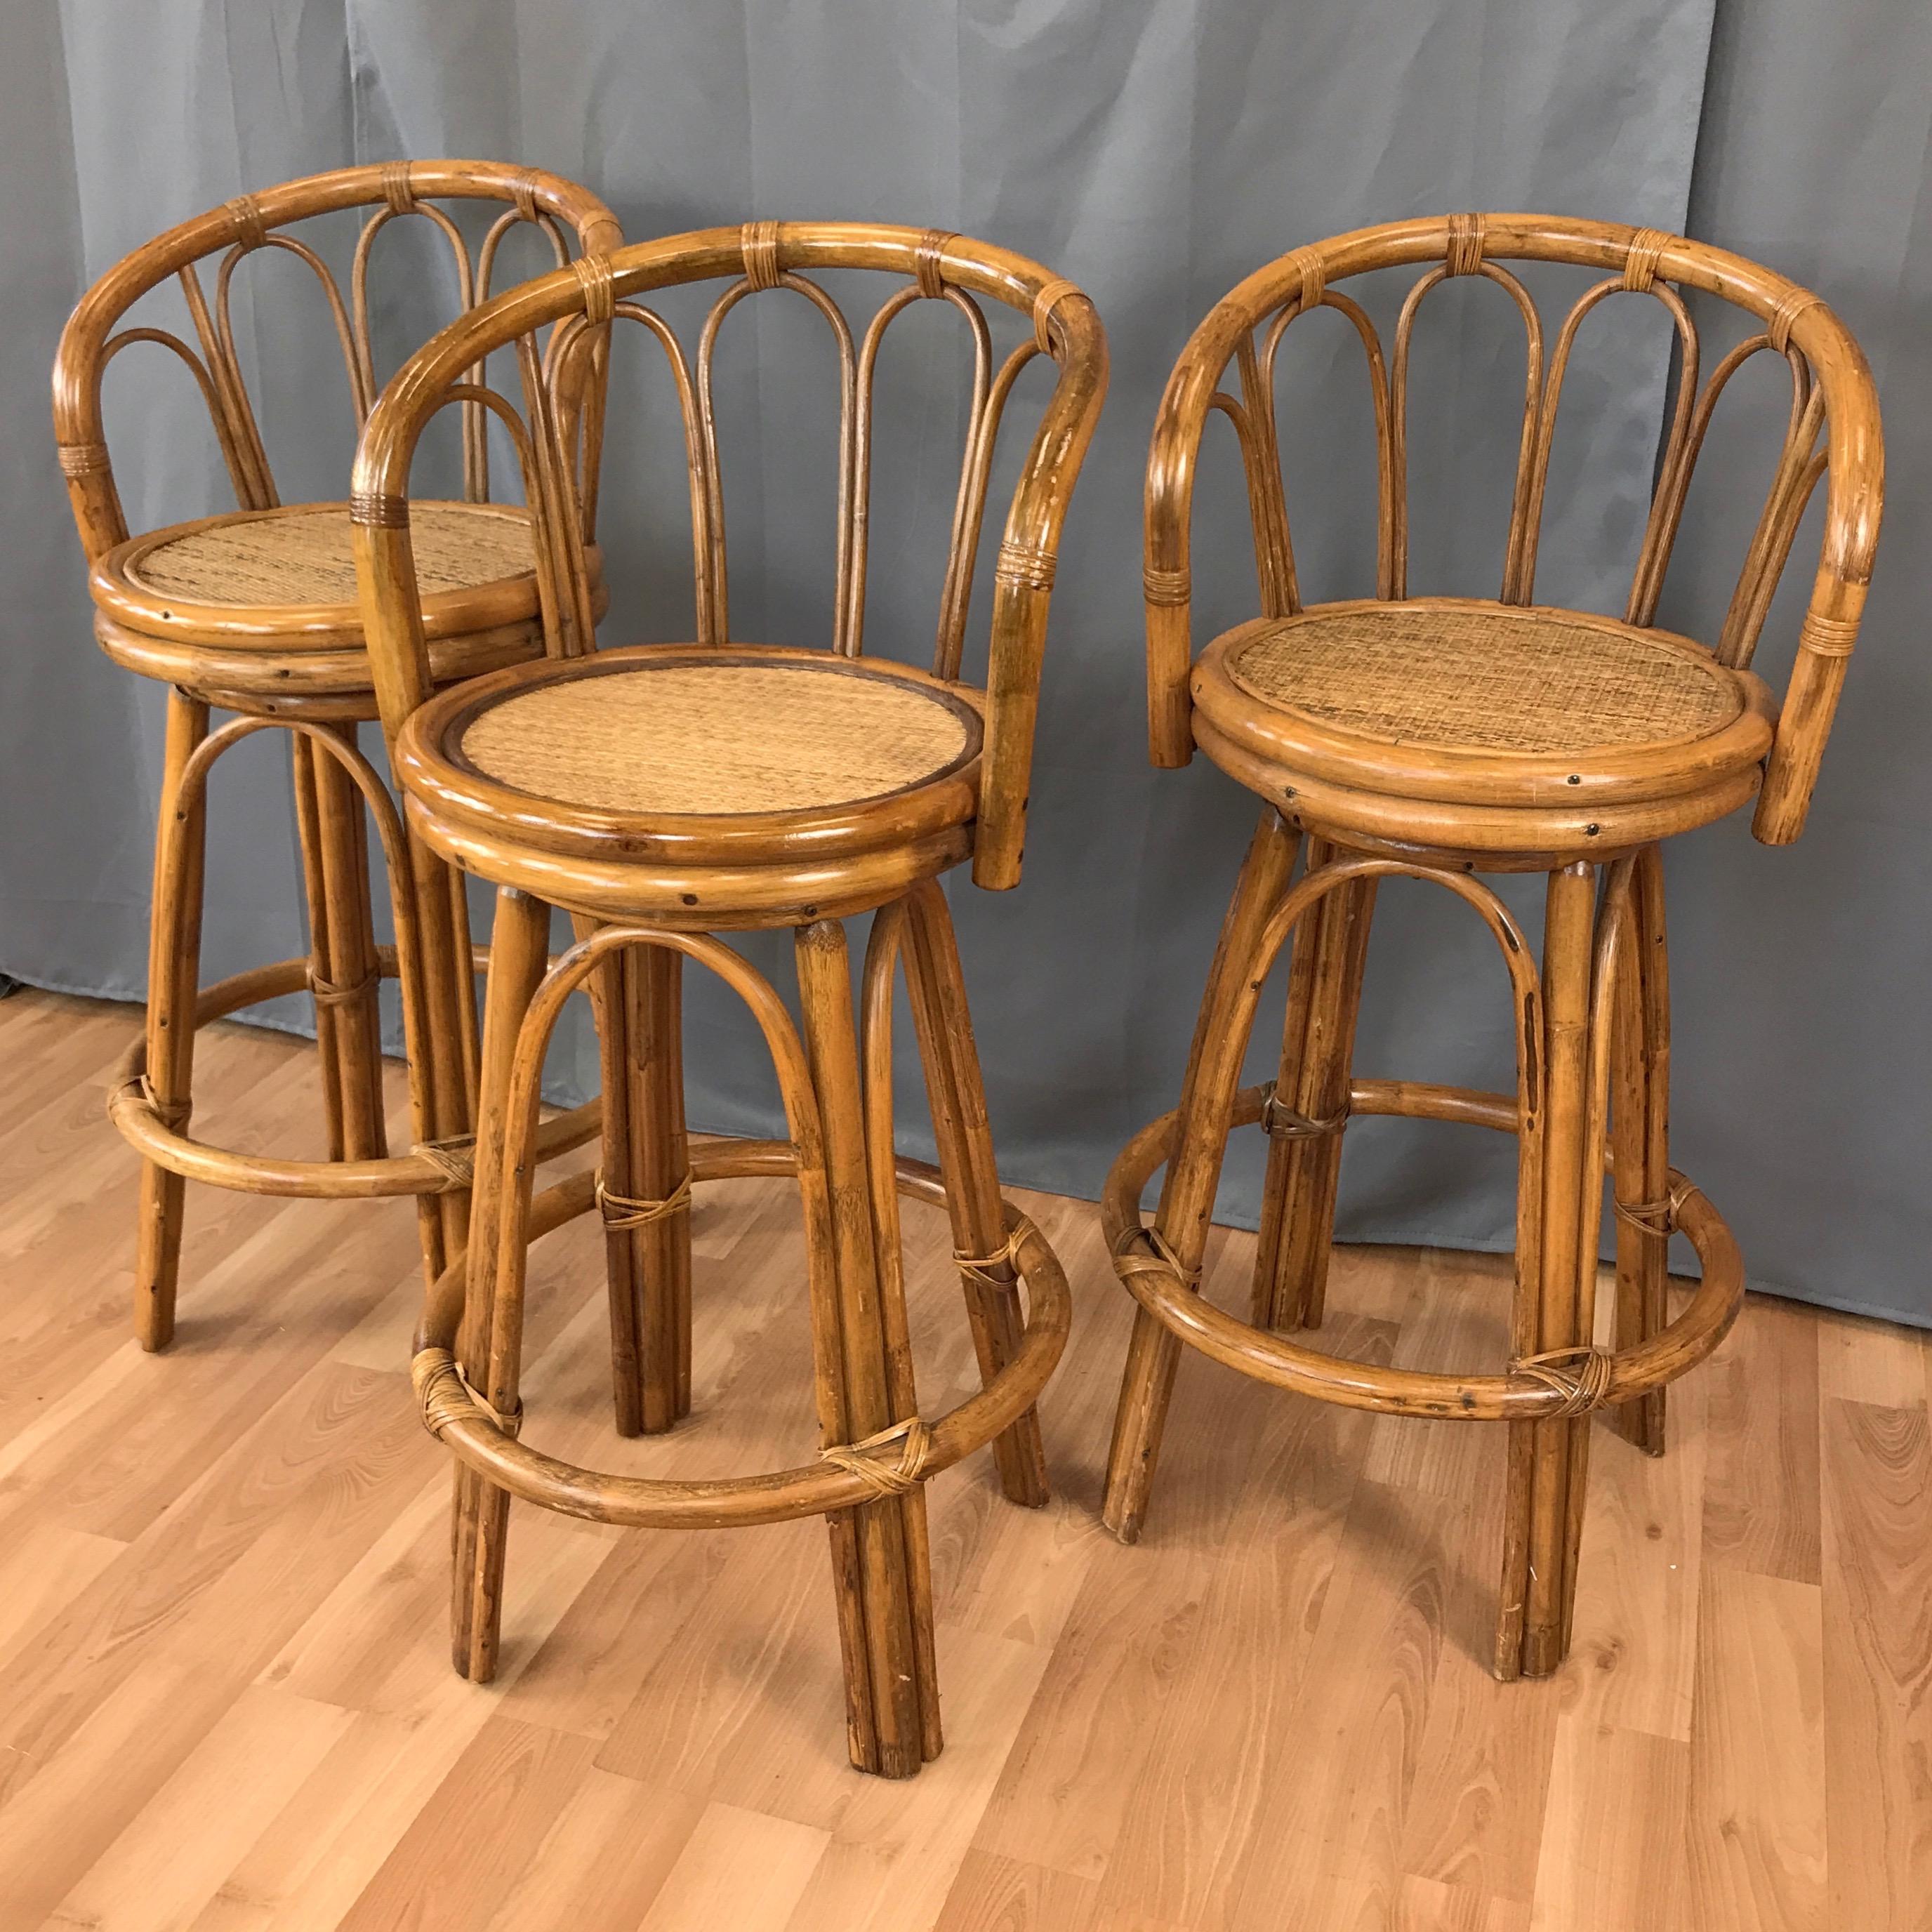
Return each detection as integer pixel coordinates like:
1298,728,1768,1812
1101,813,1742,1679
423,882,1067,1775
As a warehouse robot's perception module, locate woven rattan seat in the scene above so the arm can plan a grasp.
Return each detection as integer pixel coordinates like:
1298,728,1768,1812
1225,600,1742,754
446,651,981,819
119,501,534,609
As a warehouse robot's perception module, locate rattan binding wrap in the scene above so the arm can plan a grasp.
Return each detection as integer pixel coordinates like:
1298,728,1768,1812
458,660,975,816
1227,603,1743,754
129,502,534,606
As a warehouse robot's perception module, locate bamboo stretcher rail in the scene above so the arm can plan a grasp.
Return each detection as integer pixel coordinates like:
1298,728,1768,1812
1101,1079,1741,1421
410,1158,1069,1530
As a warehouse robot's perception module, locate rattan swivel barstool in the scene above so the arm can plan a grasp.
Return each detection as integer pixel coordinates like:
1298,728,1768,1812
1103,214,1880,1679
351,223,1106,1774
52,162,621,1344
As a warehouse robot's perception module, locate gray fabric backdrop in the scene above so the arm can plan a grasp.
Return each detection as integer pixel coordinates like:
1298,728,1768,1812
4,1,1926,1324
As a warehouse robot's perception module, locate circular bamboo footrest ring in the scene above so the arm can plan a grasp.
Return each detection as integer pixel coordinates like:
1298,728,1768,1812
107,946,602,1199
410,1150,1071,1530
1101,1081,1744,1422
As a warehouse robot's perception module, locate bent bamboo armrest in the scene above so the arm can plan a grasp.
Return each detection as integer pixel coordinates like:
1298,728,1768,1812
973,284,1109,889
1751,289,1881,842
1144,336,1236,767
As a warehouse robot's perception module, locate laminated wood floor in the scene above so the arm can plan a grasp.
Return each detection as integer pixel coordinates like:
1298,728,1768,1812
0,986,1926,1931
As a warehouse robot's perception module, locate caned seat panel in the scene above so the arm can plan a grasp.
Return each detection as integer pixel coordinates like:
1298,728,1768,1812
1226,601,1743,754
456,656,977,816
126,501,534,606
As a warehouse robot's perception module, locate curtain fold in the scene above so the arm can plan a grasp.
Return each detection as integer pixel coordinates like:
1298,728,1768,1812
4,0,1925,1322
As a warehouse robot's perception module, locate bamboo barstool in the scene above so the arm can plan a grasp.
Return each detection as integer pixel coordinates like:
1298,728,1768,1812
352,222,1106,1774
51,162,622,1346
1104,214,1881,1679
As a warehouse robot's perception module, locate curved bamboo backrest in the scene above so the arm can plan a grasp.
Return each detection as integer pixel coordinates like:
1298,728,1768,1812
352,221,1109,890
52,159,623,562
1146,213,1883,844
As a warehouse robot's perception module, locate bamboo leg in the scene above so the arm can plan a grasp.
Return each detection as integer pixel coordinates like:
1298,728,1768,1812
1613,845,1669,1455
1514,861,1596,1679
134,689,211,1351
446,861,482,1120
289,736,346,1163
1493,904,1549,1679
628,946,692,1431
1554,861,1632,1653
449,886,550,1683
1261,864,1377,1332
585,939,692,1436
902,880,1050,1507
1251,837,1328,1326
796,919,932,1778
578,922,646,1436
861,901,944,1761
1103,809,1300,1542
313,727,388,1161
411,841,478,1284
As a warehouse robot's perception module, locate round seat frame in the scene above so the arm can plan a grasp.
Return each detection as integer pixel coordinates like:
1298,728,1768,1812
1189,597,1780,864
397,643,987,926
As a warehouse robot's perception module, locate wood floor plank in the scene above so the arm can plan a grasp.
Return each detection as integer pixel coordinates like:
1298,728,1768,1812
1090,1317,1387,1928
478,1770,705,1932
183,1703,505,1932
11,1205,415,1542
0,1368,430,1924
1686,1566,1827,1931
1398,1370,1558,1907
42,1684,352,1932
1223,1478,1468,1924
968,1299,1304,1885
1361,1249,1498,1500
1820,1398,1932,1930
0,1520,125,1676
927,1196,1116,1655
593,1518,855,1828
333,1717,603,1931
1399,1874,1533,1929
930,1850,1103,1931
1530,1720,1688,1931
633,1802,829,1932
1701,1293,1822,1584
1815,1308,1927,1411
1558,1371,1707,1744
779,1627,1054,1931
